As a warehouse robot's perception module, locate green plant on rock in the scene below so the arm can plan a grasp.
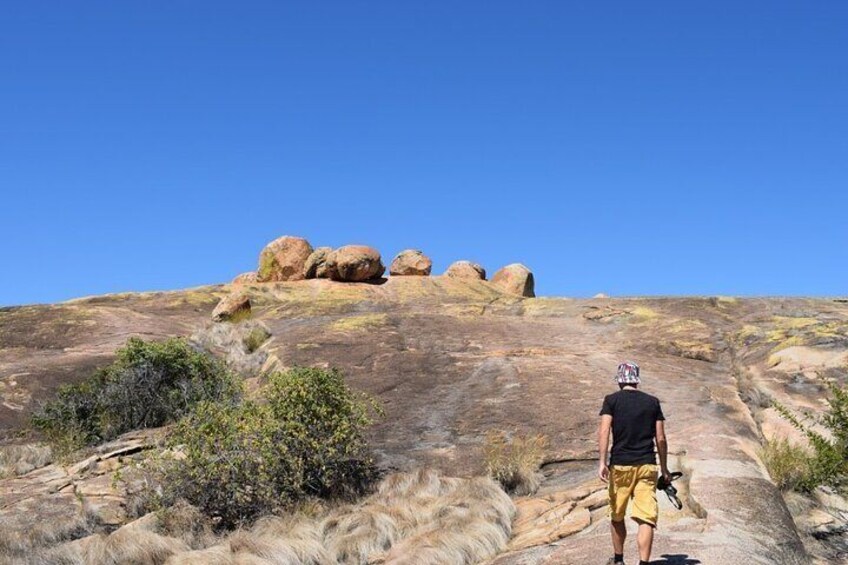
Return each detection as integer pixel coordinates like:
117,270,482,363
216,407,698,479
242,325,271,353
31,338,241,452
759,437,814,491
773,381,848,492
154,367,381,529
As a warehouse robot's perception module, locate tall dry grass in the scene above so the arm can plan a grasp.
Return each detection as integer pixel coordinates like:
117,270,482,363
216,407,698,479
0,443,53,478
6,470,516,565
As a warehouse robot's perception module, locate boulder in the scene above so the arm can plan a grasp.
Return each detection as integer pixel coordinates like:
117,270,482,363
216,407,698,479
389,250,432,276
256,236,313,282
212,293,251,322
444,260,486,280
231,272,258,285
304,247,333,279
326,245,385,282
491,264,535,297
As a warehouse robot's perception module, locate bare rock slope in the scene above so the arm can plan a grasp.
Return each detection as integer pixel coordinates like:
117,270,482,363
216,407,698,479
2,279,847,564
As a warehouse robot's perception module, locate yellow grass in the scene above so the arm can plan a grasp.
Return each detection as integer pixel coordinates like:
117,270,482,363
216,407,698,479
329,313,388,333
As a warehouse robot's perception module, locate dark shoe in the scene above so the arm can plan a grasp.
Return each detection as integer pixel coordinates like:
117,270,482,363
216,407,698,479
605,559,626,565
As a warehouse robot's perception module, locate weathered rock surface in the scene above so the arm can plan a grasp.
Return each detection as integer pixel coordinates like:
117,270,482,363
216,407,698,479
256,235,313,282
304,246,333,279
325,245,385,282
231,272,258,285
3,281,848,563
389,249,432,276
211,292,250,322
491,263,535,297
444,260,486,280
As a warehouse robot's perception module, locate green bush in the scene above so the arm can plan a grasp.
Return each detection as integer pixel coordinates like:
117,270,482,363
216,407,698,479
773,381,848,492
31,338,240,451
156,367,380,528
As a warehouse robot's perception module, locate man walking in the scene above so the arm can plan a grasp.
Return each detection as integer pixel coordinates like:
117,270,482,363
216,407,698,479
598,361,670,565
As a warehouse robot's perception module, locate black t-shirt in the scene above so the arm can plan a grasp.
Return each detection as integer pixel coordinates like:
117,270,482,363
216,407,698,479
599,389,665,466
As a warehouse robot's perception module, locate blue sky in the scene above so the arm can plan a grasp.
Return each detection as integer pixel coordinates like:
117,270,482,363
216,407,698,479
2,2,846,305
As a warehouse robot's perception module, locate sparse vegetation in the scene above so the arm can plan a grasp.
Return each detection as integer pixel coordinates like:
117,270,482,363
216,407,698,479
191,320,272,376
30,338,240,453
151,367,380,529
483,431,548,495
760,438,815,491
773,381,848,492
329,313,387,332
243,325,271,353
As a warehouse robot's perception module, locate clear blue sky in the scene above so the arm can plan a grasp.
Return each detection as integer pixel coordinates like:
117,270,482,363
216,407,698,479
2,2,846,305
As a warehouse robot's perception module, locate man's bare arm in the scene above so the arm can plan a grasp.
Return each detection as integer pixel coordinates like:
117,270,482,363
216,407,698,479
656,420,670,481
598,414,612,482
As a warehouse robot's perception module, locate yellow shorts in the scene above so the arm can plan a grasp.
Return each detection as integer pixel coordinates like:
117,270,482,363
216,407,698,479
608,464,658,526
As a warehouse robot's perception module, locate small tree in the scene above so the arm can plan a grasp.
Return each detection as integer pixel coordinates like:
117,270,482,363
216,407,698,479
773,381,848,491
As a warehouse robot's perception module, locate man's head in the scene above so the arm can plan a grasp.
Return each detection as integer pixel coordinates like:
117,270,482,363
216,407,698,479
615,361,640,389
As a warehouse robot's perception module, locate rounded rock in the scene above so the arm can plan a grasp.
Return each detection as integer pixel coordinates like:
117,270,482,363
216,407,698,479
231,272,258,285
326,245,385,282
256,236,313,282
491,264,535,297
304,247,333,279
212,293,251,322
444,261,486,281
389,250,432,276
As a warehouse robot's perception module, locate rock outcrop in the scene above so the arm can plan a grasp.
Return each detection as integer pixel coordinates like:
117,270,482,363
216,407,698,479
444,260,486,280
325,245,385,282
256,236,313,282
491,263,535,297
304,246,333,279
211,292,251,322
4,278,848,563
389,249,432,276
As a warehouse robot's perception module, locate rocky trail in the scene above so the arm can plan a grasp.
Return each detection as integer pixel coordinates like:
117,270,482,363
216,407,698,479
1,276,847,563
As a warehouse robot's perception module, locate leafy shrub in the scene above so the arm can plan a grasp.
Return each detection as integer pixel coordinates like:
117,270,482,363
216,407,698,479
483,431,548,495
773,381,848,491
31,338,240,452
759,438,814,491
155,367,380,528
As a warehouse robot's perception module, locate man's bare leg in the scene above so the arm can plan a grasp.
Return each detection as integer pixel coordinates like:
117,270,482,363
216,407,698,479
611,519,626,556
635,519,654,562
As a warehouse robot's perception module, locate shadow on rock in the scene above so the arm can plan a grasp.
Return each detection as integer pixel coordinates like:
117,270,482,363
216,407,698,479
653,554,701,565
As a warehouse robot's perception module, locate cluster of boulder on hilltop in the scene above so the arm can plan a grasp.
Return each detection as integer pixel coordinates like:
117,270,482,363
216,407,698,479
215,235,535,321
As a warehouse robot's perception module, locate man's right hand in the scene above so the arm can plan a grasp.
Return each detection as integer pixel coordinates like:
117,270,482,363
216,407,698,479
599,463,610,483
661,467,672,484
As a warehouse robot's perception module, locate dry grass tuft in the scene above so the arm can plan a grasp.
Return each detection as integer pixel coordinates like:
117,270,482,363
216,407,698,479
0,502,101,558
323,469,514,564
0,443,53,478
159,500,217,549
483,431,548,495
80,528,190,564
